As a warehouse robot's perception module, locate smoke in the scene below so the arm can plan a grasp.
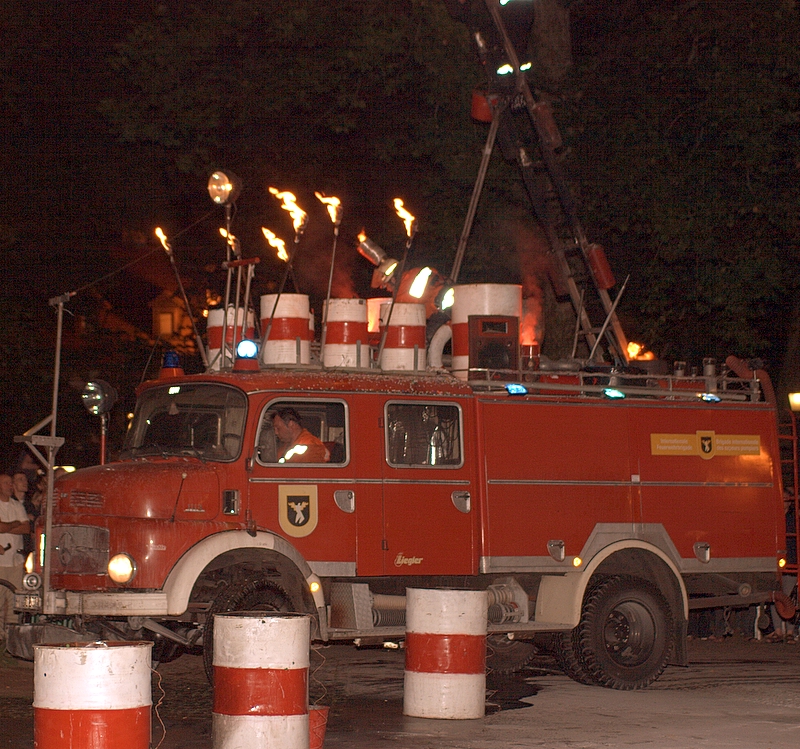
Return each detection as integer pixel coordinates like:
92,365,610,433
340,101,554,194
511,221,550,347
291,225,359,300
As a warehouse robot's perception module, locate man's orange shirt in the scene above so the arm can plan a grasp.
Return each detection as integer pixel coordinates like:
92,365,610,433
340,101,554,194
280,429,331,463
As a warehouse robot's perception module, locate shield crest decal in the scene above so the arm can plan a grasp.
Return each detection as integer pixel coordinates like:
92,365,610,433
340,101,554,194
697,430,716,460
278,484,319,537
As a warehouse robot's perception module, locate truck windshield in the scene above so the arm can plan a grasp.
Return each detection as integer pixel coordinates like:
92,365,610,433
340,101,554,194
120,383,247,462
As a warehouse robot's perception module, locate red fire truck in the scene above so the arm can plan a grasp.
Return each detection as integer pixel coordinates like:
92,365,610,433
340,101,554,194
7,5,795,693
8,301,791,690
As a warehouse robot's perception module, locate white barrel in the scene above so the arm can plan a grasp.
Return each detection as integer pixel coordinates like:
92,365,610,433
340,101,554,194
379,302,427,371
450,284,522,379
207,307,256,371
260,294,312,365
212,613,311,749
403,588,488,720
34,641,152,749
322,298,370,369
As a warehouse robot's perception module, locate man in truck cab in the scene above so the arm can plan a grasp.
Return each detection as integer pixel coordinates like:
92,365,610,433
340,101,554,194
271,407,331,463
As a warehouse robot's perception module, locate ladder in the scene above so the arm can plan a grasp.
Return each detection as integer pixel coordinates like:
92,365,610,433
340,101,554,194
778,411,799,576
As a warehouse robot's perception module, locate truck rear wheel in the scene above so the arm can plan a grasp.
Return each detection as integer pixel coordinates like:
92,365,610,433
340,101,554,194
202,578,293,683
576,575,673,690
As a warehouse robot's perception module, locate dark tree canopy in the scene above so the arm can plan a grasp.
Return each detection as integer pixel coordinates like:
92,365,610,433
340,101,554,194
568,0,800,370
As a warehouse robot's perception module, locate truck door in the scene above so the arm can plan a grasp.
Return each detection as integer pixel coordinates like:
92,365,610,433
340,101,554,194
381,399,476,575
248,397,371,579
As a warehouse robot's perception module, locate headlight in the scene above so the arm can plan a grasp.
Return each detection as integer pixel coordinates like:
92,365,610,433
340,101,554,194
23,572,42,590
108,553,136,584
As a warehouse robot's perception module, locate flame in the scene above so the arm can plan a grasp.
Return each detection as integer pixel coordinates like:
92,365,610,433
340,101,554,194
155,227,170,252
393,198,416,238
262,227,289,262
315,192,342,225
219,226,238,244
358,230,367,243
627,341,655,361
269,187,308,233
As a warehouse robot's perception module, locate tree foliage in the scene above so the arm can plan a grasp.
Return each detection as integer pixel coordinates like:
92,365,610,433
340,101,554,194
567,0,800,366
102,1,479,174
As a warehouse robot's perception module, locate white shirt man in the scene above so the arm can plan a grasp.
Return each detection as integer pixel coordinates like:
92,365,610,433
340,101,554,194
0,473,30,640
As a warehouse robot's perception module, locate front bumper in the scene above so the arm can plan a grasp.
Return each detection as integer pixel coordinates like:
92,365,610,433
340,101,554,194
14,589,170,617
5,622,98,661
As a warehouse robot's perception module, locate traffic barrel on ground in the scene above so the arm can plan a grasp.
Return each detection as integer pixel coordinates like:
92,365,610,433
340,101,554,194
403,588,488,719
33,641,152,749
212,612,311,748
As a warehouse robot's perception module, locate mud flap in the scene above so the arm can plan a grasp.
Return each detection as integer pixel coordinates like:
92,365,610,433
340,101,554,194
670,617,689,667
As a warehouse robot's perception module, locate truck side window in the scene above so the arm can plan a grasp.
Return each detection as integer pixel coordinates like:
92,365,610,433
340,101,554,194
256,400,348,466
385,402,462,467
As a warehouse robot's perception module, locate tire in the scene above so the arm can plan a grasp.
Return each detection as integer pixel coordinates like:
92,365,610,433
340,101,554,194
575,575,673,690
553,630,597,685
202,578,293,683
486,635,537,675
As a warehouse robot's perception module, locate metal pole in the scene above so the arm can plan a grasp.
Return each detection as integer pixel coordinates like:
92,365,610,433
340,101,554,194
43,294,68,612
450,103,502,283
376,228,417,367
588,275,629,362
319,221,341,356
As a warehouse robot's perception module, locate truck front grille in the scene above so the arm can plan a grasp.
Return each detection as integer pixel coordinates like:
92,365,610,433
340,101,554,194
51,525,110,575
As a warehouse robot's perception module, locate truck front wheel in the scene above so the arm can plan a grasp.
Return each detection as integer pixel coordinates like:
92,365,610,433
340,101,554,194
486,635,536,674
576,575,673,690
202,578,293,683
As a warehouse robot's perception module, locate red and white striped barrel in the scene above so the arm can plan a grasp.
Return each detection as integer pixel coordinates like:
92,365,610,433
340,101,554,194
33,641,152,749
322,298,370,369
207,307,256,371
379,302,426,371
403,588,488,719
450,284,522,380
260,294,312,366
212,613,311,749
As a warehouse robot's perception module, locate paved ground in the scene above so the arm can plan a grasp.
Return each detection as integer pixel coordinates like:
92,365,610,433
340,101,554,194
2,636,800,748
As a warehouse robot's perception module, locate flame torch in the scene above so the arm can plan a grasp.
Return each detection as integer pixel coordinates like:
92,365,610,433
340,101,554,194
261,188,309,350
315,193,343,353
269,187,308,236
377,199,418,367
261,227,289,262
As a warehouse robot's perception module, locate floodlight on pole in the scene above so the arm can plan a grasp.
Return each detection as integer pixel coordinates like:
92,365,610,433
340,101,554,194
82,380,118,465
207,171,242,206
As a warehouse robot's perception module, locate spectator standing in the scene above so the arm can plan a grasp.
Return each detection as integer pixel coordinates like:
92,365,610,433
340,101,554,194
0,473,30,642
14,471,38,556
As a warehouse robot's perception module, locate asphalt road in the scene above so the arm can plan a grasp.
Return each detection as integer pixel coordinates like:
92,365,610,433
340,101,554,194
2,636,799,748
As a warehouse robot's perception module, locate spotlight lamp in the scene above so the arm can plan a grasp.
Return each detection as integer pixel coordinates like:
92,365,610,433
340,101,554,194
81,380,118,416
208,170,242,206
